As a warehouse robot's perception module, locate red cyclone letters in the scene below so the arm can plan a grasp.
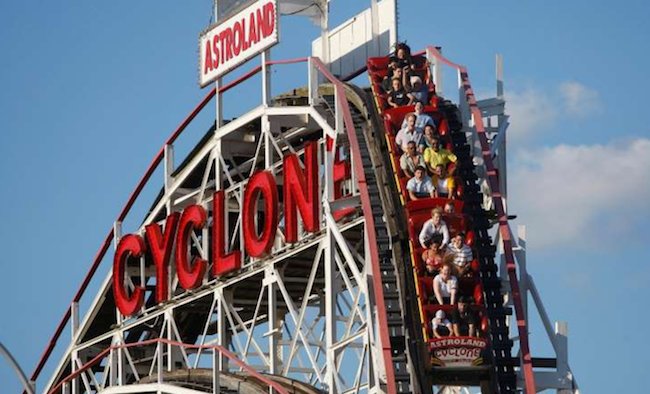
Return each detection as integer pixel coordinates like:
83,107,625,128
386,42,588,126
284,141,319,243
212,190,241,276
145,212,179,303
113,234,146,316
243,171,279,258
113,146,333,317
175,205,208,290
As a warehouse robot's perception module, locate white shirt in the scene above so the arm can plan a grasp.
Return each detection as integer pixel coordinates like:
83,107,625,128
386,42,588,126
395,126,423,151
401,112,435,131
418,218,450,248
433,274,458,298
407,175,434,196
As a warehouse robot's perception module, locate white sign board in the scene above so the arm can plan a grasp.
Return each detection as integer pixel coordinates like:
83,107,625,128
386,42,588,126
199,0,279,87
312,0,396,79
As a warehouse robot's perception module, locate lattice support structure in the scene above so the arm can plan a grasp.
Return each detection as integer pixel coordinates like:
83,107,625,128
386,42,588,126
41,59,400,394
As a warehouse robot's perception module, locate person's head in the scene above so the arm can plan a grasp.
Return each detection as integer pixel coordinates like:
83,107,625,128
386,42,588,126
458,296,471,311
444,202,455,213
406,141,417,155
423,124,436,138
405,113,416,128
452,232,465,248
397,47,408,60
431,207,442,223
435,310,446,320
414,101,424,114
432,135,442,151
434,164,446,177
388,58,398,69
393,66,403,79
414,165,426,180
440,264,452,279
391,78,402,92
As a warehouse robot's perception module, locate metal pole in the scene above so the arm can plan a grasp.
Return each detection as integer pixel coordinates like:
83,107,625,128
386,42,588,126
0,342,35,394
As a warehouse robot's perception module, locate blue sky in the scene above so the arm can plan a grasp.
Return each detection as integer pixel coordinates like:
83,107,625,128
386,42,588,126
1,1,649,393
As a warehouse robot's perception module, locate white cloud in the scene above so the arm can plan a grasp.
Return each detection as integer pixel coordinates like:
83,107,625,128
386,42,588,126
504,81,601,145
509,138,650,249
505,88,557,141
559,81,601,117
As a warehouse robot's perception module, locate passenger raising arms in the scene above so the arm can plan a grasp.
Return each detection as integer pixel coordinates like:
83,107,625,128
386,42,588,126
409,76,429,103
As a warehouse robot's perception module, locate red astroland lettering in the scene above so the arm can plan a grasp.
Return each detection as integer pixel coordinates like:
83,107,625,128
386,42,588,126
248,11,258,45
233,21,243,56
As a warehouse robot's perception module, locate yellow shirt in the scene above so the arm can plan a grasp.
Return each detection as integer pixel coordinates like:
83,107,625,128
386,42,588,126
432,175,455,195
424,147,457,168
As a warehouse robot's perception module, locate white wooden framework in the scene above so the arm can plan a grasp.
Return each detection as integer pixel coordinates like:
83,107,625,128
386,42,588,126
43,58,392,394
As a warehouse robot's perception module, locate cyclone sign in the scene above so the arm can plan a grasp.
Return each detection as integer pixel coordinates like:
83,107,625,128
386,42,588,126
199,0,278,87
430,337,487,367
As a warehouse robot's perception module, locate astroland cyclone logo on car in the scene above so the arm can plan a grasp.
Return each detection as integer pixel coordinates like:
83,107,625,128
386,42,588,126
430,337,487,367
112,142,319,317
199,0,278,86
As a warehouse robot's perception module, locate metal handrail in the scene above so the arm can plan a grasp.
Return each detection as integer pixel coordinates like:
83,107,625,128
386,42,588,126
47,339,289,394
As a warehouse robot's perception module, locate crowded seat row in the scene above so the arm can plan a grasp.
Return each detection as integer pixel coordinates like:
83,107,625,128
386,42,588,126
367,44,485,343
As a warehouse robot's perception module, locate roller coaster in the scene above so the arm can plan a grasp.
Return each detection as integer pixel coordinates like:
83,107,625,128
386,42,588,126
13,1,580,393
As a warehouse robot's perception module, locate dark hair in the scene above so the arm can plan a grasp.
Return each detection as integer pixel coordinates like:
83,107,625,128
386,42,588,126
415,165,427,173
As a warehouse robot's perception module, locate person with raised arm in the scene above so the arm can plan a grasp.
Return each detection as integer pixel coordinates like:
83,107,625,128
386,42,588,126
409,76,429,103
